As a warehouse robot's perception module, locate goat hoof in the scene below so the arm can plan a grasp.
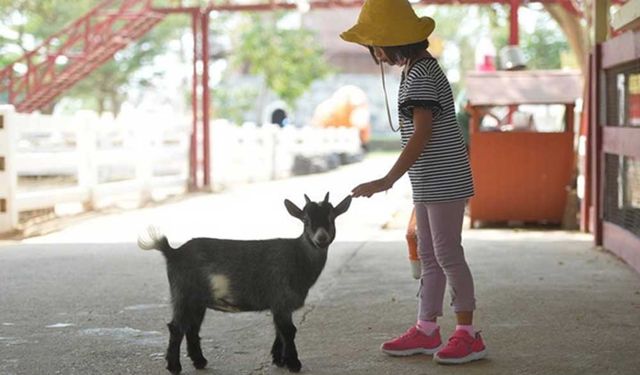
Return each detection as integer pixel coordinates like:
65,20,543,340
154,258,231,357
285,358,302,373
166,362,182,374
272,356,286,368
192,357,208,370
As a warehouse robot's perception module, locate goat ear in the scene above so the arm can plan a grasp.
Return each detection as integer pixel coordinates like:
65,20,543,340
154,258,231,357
333,195,352,217
284,199,304,219
323,192,330,203
304,194,311,204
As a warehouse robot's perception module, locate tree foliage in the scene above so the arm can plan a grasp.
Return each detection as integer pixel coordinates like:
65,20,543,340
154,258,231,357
232,13,331,108
521,12,570,70
424,5,571,79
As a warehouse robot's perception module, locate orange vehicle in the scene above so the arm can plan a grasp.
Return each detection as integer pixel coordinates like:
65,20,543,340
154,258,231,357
312,85,372,148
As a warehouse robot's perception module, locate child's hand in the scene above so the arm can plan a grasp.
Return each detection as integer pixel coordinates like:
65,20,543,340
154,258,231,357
351,177,393,198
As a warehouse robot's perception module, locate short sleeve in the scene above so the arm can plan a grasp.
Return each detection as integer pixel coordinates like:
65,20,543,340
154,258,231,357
399,73,442,119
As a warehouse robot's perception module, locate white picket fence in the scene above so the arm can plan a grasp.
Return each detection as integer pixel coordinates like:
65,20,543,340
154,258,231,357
0,105,361,234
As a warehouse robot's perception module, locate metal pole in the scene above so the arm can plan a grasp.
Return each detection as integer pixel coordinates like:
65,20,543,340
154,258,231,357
189,10,199,190
201,11,211,188
591,0,609,245
591,44,603,245
580,55,593,232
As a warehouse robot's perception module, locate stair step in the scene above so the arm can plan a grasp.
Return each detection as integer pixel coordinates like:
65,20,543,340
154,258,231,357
3,0,167,112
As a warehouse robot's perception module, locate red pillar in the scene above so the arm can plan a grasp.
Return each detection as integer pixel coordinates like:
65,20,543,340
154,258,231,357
506,1,520,124
189,10,199,191
581,54,593,232
591,44,603,245
509,0,519,46
201,11,211,188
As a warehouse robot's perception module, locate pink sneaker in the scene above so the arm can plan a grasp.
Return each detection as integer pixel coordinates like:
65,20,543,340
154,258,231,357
434,330,487,364
380,326,443,356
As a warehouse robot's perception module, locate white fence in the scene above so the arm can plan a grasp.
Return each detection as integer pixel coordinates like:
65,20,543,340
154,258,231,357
210,120,362,188
0,106,361,234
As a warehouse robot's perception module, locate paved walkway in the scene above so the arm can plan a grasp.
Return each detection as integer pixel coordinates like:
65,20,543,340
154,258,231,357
1,155,639,375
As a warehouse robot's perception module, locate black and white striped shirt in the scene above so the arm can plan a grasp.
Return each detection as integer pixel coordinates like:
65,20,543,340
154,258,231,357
398,58,474,203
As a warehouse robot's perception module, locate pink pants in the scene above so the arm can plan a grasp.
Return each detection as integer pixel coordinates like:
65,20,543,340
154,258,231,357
415,200,476,321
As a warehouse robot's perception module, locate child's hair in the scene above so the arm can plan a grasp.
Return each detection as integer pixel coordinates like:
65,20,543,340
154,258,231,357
367,39,430,65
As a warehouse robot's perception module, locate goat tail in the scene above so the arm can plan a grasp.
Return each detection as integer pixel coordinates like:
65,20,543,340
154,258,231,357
137,225,173,253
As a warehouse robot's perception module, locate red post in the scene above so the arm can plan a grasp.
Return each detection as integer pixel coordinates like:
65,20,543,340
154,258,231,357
506,0,519,125
509,0,519,46
581,54,593,232
189,10,199,191
201,11,211,188
591,44,603,245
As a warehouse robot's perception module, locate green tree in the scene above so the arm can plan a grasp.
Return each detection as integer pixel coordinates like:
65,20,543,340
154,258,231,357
521,13,570,70
421,4,571,77
211,82,259,125
543,3,590,76
232,13,331,109
0,0,98,67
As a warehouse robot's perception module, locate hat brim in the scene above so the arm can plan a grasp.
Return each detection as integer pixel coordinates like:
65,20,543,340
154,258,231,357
340,16,435,47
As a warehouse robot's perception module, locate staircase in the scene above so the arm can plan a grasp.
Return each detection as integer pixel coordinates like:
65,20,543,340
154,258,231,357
0,0,165,113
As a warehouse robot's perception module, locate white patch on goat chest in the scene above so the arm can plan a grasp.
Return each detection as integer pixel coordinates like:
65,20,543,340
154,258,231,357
209,274,240,312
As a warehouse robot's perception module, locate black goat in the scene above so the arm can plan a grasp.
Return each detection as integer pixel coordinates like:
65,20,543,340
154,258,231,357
137,193,351,374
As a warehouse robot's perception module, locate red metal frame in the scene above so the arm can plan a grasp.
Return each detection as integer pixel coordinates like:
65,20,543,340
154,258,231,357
1,0,620,190
0,0,162,112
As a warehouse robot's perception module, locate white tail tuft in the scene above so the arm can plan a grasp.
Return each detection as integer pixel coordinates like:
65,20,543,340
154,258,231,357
137,225,165,251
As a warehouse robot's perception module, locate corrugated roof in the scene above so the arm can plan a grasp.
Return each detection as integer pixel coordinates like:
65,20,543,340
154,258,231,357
465,70,583,106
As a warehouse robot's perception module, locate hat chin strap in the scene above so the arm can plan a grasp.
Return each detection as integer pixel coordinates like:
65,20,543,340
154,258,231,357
380,62,401,133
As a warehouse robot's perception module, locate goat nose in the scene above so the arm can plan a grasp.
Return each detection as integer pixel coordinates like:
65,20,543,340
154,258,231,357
313,229,330,245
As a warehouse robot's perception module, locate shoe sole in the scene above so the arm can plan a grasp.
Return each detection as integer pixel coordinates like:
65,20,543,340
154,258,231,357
433,349,487,364
380,343,443,357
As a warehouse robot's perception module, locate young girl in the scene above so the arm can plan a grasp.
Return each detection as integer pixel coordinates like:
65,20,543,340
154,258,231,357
340,0,486,364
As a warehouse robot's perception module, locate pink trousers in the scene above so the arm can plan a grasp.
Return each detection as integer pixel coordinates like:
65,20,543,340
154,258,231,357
415,200,476,321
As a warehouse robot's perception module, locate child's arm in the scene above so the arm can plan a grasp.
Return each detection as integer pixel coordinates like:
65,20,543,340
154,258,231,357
352,107,433,198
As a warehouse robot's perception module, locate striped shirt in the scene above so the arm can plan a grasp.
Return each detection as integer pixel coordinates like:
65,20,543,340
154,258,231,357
398,57,474,203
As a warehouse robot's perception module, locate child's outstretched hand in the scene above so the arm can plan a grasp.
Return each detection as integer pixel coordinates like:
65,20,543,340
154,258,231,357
352,177,393,198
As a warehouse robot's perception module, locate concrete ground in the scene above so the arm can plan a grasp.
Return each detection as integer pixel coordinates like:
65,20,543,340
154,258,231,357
1,154,639,375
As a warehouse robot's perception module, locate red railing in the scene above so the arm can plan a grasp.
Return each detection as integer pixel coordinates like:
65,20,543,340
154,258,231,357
0,0,162,112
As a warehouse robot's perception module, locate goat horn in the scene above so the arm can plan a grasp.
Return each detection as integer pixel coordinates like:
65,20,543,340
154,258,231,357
324,192,330,202
304,194,311,204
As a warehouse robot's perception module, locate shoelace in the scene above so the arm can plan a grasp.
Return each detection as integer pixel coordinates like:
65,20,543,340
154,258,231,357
446,334,473,349
396,327,419,340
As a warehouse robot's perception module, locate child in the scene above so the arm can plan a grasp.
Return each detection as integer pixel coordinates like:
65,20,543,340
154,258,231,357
340,0,486,364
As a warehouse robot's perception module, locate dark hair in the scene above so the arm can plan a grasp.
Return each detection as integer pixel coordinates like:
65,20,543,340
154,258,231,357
367,39,430,65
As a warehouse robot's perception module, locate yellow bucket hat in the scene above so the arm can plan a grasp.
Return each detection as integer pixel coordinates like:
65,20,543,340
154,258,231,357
340,0,435,47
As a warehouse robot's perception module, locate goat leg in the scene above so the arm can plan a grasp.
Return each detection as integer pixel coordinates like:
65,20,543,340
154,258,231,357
271,335,285,367
166,321,184,374
186,331,207,369
185,306,207,369
186,330,207,367
273,312,302,373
